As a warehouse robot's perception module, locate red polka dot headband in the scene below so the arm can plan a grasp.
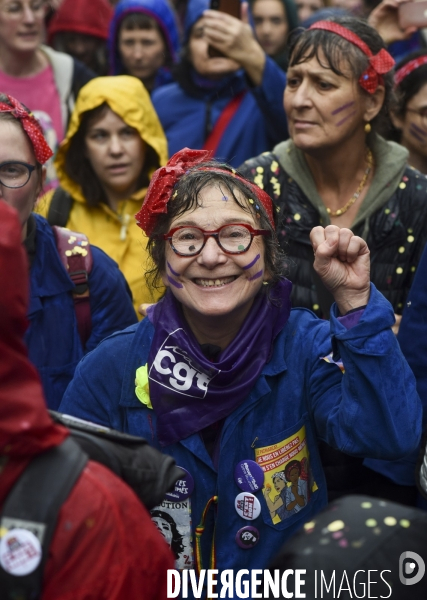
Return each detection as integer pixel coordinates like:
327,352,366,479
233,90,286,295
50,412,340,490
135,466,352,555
0,95,53,164
136,147,276,236
395,55,427,87
309,21,395,94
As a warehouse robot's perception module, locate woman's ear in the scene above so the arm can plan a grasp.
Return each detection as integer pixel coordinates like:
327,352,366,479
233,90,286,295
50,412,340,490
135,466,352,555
363,84,386,123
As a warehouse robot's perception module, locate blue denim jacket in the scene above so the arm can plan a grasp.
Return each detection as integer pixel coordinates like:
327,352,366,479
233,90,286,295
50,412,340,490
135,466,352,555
60,285,421,593
26,214,137,409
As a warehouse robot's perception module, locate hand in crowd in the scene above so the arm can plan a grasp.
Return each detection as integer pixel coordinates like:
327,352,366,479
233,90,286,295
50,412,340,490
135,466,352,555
202,2,266,86
368,0,417,45
310,225,371,315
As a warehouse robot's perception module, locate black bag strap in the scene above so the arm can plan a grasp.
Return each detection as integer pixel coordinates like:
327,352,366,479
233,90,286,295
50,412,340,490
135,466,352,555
46,187,73,227
0,437,88,600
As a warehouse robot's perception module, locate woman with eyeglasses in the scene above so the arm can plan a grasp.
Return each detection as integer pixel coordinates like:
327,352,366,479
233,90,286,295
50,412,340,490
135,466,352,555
59,147,421,582
0,94,137,410
391,51,427,175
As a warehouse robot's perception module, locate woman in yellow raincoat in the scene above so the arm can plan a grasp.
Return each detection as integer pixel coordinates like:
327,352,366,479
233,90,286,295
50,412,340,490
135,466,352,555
38,75,168,314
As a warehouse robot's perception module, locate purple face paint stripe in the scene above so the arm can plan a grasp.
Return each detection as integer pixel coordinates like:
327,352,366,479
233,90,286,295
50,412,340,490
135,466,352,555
167,261,180,277
331,101,355,115
411,122,427,136
248,270,263,281
409,126,425,143
242,254,261,270
336,110,357,127
167,274,183,289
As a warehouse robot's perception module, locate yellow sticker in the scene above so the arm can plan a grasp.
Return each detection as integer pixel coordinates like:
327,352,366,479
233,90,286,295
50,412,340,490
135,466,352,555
255,425,315,524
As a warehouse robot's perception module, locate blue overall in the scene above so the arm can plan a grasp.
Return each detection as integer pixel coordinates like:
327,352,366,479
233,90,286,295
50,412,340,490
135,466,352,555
60,285,421,596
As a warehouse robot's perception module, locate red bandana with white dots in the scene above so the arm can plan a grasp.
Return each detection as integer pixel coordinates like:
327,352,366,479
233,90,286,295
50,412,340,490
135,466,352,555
309,21,395,94
136,147,275,236
0,95,53,164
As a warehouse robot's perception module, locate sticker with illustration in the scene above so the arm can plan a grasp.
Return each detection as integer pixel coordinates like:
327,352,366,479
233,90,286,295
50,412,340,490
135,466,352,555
150,498,193,569
255,425,317,525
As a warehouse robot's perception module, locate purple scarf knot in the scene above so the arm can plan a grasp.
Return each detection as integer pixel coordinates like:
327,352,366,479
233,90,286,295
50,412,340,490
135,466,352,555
146,279,292,446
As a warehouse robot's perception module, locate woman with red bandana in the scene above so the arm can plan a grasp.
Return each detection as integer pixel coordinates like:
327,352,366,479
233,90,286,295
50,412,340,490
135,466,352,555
0,94,136,410
59,146,421,586
0,200,174,600
240,17,427,505
391,51,427,175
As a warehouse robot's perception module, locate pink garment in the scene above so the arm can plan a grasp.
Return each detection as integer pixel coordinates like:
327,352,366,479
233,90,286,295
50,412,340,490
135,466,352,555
0,65,64,143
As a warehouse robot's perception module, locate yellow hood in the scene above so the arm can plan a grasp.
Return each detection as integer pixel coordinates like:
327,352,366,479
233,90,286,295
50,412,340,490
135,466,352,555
54,75,168,203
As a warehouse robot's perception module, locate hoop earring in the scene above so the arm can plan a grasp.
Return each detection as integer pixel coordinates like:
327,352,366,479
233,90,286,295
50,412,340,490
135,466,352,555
364,122,371,134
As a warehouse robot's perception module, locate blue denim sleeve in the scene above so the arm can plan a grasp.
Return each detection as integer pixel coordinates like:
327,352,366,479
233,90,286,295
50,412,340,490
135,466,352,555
85,246,137,353
309,284,422,459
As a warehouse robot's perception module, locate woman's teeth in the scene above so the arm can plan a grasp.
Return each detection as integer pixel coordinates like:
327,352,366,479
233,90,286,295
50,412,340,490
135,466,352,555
195,276,236,287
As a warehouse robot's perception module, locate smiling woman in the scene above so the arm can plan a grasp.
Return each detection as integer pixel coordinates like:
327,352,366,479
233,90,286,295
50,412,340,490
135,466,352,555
59,147,421,589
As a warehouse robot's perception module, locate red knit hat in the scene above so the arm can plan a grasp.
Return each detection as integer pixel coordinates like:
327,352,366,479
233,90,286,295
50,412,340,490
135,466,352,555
48,0,113,42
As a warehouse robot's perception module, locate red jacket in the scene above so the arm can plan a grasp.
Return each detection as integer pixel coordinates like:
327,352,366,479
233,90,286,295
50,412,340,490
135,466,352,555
0,200,174,599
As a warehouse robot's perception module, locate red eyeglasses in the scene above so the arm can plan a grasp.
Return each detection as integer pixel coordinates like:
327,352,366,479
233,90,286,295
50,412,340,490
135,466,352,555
162,223,271,256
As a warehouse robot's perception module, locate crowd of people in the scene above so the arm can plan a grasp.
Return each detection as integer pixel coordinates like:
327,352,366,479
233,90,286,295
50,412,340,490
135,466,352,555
2,0,427,598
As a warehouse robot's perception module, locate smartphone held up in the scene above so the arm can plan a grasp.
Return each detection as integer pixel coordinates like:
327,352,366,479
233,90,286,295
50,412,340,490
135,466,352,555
210,0,241,19
399,1,427,30
208,0,241,58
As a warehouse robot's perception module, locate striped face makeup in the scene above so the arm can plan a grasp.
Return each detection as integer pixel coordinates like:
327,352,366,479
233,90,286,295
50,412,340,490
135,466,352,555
397,82,427,165
248,269,264,281
167,262,183,288
167,274,183,289
242,254,261,270
331,101,356,127
409,122,427,143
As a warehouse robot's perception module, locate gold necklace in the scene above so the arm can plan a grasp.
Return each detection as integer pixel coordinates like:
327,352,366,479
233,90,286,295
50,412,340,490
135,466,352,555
326,149,374,217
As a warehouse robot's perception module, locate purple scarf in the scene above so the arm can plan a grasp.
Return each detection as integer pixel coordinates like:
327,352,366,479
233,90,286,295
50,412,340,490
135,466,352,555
146,279,292,446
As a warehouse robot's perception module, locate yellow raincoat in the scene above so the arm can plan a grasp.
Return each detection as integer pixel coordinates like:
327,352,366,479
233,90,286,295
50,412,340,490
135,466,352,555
37,76,168,315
